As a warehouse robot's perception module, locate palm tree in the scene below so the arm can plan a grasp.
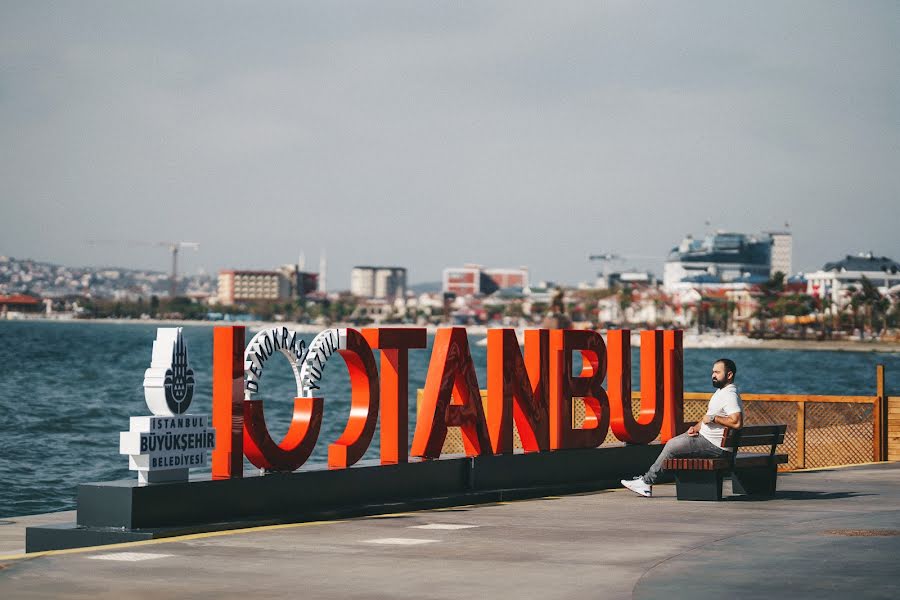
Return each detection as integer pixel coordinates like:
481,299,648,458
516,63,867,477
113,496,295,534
851,276,885,334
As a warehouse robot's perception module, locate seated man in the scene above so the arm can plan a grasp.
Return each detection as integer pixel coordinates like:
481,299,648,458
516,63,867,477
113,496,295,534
621,358,743,498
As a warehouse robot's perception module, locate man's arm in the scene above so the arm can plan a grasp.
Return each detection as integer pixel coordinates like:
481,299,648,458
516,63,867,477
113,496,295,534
711,411,742,430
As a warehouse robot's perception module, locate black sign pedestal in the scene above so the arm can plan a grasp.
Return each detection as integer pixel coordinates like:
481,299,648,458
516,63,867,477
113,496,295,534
26,443,663,553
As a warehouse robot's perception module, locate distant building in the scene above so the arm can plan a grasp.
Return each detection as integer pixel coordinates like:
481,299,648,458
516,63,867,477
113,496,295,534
484,267,529,290
0,294,41,317
443,266,485,296
442,264,529,297
805,252,900,304
318,252,327,294
277,264,319,299
596,270,656,290
351,266,407,299
217,270,291,306
297,271,319,298
596,288,673,326
664,231,773,292
767,231,793,276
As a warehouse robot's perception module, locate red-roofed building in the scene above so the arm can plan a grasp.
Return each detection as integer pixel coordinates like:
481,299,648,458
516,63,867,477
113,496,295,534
0,294,41,315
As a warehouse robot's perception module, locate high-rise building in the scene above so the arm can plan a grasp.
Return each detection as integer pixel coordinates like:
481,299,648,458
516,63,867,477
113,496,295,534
217,270,291,306
350,266,407,299
767,231,793,277
663,232,773,292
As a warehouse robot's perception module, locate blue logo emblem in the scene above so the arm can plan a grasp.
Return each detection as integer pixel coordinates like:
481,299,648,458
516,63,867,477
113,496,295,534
163,332,194,414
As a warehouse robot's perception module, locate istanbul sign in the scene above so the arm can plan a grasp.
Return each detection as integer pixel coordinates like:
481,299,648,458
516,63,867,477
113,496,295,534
209,326,685,480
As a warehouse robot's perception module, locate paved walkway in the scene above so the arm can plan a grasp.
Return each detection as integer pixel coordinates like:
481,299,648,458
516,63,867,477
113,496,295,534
2,462,899,599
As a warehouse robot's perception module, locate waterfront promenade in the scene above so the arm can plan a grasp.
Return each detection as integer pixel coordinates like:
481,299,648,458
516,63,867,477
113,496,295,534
2,462,898,599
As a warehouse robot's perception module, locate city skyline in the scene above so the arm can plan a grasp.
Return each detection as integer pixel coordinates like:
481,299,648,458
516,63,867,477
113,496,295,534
5,228,896,291
2,3,898,286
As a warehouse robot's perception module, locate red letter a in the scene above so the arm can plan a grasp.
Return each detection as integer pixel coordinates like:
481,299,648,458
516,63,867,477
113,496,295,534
411,327,493,459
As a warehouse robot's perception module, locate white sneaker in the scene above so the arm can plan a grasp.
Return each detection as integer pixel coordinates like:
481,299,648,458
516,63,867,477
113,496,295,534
621,476,652,498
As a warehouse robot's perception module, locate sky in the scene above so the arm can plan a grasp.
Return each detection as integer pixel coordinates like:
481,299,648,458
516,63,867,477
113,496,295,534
1,2,898,288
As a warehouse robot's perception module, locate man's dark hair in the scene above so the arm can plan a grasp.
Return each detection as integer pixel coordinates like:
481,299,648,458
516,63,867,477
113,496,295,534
715,358,737,378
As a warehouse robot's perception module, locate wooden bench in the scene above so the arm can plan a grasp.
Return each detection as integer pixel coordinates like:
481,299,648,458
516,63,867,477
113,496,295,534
664,424,788,501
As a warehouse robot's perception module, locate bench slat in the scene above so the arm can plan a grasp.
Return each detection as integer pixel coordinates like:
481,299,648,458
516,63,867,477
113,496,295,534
725,436,785,448
723,424,787,449
664,453,788,472
733,453,789,468
723,432,785,441
727,431,786,441
664,457,727,471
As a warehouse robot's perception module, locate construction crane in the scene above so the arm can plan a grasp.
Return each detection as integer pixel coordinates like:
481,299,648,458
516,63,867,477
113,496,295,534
87,240,200,298
588,253,623,279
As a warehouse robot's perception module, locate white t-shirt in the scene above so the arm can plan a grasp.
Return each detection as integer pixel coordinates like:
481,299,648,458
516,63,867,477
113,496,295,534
699,383,743,449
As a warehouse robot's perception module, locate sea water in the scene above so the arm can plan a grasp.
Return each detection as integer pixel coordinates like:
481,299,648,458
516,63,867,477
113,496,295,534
1,320,898,517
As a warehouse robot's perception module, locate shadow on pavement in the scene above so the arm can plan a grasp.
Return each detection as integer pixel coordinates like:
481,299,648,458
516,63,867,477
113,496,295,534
725,490,873,502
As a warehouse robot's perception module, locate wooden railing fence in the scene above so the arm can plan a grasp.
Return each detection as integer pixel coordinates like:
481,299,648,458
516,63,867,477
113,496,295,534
419,365,892,470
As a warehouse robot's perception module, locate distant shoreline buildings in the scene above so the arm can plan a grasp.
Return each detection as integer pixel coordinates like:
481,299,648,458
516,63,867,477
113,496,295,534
3,226,899,337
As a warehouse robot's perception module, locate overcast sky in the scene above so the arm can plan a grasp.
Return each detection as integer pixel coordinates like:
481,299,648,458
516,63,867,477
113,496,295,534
1,2,897,287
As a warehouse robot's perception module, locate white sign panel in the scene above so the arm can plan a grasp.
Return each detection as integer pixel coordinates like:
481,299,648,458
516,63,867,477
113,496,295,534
121,328,214,484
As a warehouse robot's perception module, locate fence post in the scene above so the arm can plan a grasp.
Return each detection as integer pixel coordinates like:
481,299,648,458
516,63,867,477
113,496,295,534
796,401,806,469
876,364,889,462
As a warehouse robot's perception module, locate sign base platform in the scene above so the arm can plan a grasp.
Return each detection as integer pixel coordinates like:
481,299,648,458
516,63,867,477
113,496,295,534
26,443,662,552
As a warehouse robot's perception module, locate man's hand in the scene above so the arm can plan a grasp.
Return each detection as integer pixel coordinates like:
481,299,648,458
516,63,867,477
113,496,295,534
687,425,699,437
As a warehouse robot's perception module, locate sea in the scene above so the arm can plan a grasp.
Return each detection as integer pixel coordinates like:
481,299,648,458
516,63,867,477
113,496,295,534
1,320,898,518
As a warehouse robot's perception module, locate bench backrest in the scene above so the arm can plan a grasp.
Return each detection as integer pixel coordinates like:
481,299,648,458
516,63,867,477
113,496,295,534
722,424,787,456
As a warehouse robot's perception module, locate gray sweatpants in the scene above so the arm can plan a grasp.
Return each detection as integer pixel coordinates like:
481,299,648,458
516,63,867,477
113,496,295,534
643,432,725,484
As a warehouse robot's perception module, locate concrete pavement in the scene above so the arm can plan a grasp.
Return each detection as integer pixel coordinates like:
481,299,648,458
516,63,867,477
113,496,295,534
2,462,899,599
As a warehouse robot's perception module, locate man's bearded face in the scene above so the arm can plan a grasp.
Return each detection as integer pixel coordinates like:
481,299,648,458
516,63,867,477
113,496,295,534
711,362,730,389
